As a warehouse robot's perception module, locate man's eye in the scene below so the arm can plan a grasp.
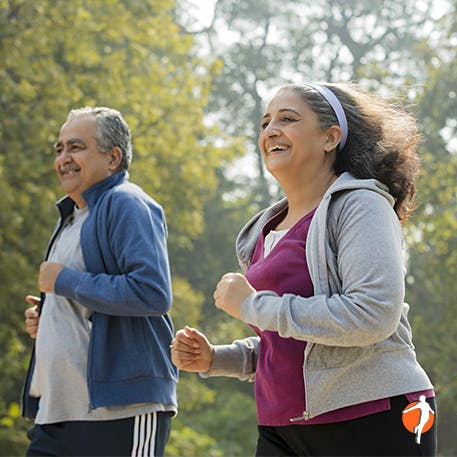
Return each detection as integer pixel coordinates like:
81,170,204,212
260,121,269,129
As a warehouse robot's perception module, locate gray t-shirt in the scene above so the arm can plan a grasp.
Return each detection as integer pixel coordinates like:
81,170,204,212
30,206,173,424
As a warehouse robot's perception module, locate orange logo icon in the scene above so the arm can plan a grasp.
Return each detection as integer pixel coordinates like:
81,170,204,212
402,395,435,444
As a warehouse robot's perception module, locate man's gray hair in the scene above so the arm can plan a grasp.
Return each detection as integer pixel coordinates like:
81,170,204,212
67,107,132,170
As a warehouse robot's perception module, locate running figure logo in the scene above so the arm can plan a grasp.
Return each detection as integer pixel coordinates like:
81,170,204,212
402,395,435,444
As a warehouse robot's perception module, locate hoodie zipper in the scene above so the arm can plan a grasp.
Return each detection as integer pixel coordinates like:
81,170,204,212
289,342,313,422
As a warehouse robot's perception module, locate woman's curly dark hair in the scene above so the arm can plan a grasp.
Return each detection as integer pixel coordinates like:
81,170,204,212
283,82,421,223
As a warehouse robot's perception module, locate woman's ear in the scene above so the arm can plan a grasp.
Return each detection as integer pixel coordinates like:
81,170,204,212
324,125,343,152
108,147,123,171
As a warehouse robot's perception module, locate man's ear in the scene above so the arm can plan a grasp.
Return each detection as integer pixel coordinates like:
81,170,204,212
108,147,123,171
324,125,343,152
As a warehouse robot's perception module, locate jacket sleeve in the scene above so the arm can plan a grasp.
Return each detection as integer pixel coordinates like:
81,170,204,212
241,190,406,347
54,190,172,317
201,336,259,382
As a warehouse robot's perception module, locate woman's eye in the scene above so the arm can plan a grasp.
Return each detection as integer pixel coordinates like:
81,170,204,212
260,121,269,130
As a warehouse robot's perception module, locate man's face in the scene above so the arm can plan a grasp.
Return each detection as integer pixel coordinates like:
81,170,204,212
54,115,114,207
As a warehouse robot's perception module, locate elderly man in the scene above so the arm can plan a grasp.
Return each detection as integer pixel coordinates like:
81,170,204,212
22,107,177,456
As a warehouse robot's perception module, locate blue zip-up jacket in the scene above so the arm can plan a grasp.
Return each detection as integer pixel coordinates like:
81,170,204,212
22,170,178,419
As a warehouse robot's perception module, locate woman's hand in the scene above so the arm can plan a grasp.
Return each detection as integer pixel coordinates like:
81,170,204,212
170,326,214,373
214,273,256,320
24,295,41,339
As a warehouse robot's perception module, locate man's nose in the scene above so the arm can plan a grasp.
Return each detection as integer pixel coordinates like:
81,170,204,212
54,149,72,166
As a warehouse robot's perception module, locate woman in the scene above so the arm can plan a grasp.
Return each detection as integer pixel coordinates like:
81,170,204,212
171,82,436,456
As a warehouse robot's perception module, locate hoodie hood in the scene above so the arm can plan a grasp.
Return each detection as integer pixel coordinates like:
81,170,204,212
236,172,394,271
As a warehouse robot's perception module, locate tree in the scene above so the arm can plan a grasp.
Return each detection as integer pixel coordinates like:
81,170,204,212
175,0,456,455
177,0,437,205
0,0,234,454
169,167,260,456
404,4,457,454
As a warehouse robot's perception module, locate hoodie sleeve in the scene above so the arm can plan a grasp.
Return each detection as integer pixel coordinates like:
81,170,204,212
241,189,406,347
201,336,259,382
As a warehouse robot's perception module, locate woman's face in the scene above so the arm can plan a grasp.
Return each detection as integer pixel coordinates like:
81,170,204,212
258,88,335,178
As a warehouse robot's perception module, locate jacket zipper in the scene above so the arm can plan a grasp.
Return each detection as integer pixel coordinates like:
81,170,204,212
87,313,95,412
289,342,313,422
22,211,71,417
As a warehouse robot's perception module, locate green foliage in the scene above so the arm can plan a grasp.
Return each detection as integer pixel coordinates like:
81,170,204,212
171,170,260,323
404,8,457,451
167,425,222,457
1,0,456,455
177,0,439,208
0,403,29,457
0,0,235,454
176,0,456,455
188,385,257,456
168,168,260,455
169,277,204,331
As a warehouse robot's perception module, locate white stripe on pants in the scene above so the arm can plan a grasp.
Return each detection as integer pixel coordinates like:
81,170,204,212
131,413,158,457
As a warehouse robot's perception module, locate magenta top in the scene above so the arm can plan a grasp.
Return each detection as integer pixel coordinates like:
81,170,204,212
245,208,433,426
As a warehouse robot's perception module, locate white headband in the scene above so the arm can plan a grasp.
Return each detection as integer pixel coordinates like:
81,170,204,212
305,83,348,151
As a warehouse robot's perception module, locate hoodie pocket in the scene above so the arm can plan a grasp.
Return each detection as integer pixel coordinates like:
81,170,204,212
307,344,371,370
90,316,154,382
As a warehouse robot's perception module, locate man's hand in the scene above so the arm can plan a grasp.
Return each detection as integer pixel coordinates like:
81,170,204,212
170,326,214,373
38,262,64,293
24,295,41,339
213,273,256,320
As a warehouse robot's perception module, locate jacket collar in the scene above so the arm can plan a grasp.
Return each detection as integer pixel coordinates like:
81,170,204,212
82,170,128,208
56,170,129,218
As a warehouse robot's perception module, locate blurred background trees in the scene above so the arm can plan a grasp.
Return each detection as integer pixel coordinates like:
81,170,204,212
0,0,455,455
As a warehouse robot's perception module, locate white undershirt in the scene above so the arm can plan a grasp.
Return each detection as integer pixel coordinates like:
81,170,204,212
264,229,289,257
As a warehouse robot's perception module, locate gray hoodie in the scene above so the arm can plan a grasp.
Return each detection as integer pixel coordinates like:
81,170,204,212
208,172,433,420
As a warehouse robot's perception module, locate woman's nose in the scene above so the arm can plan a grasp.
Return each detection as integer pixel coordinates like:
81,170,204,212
264,125,280,137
